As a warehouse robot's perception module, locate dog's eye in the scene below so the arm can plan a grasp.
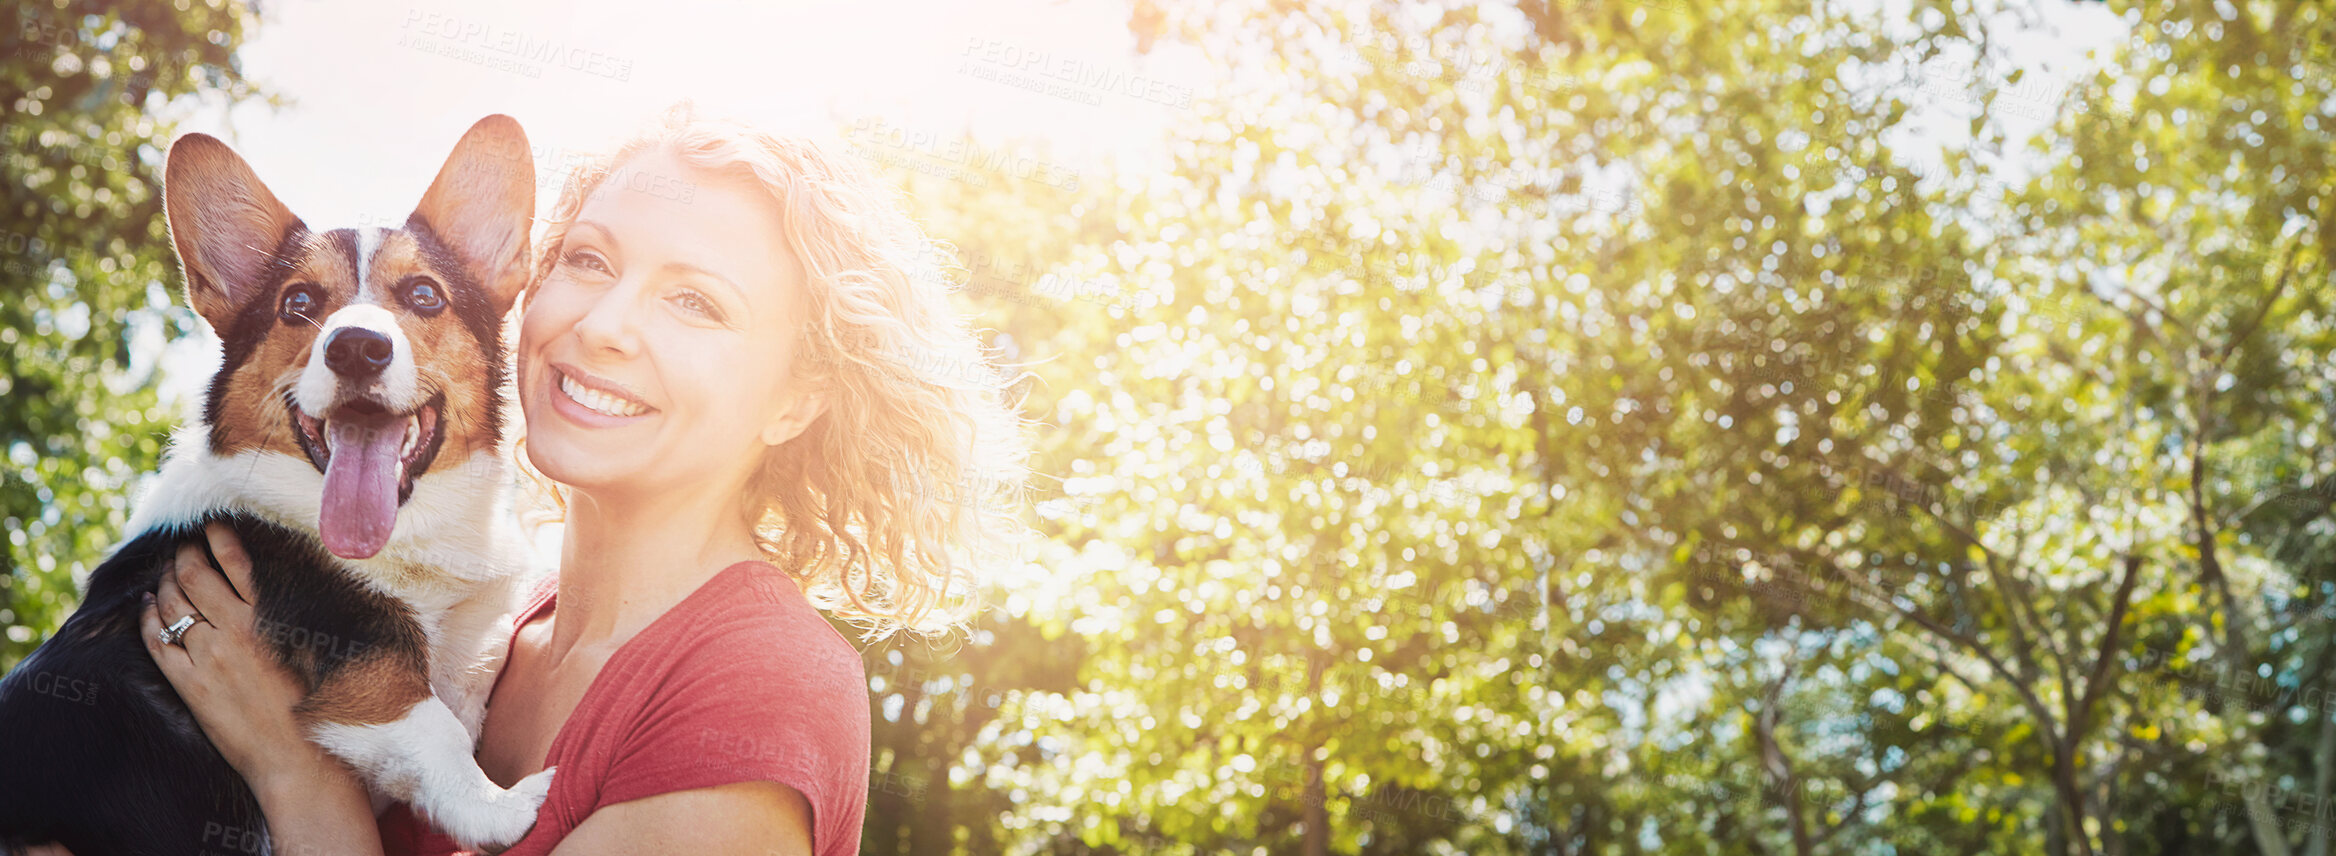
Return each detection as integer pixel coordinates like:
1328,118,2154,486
404,278,446,315
279,284,320,322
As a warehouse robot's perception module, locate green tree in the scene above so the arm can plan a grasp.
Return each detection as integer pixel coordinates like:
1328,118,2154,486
924,2,1567,853
1,0,261,669
858,0,2336,852
2004,2,2336,853
836,125,1119,855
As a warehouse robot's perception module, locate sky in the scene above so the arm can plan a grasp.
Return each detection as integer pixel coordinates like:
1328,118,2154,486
179,0,1211,228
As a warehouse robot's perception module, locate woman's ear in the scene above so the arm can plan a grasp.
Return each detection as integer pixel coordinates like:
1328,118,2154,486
760,386,827,447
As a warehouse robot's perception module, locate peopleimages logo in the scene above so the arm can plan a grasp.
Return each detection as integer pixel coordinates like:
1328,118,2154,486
959,38,1195,109
400,10,634,82
844,117,1082,192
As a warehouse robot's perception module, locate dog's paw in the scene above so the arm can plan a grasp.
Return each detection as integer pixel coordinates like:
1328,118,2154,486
453,766,557,855
507,764,557,810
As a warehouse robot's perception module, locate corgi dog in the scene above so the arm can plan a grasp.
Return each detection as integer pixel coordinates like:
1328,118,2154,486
0,115,553,855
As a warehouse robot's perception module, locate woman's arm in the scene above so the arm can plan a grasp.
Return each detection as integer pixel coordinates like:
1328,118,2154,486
139,522,385,856
238,751,387,856
550,781,813,855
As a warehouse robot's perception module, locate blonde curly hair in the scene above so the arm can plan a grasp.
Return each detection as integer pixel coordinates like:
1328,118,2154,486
513,103,1029,639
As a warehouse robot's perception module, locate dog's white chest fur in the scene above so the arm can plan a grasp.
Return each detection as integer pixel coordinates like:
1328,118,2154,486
126,431,537,733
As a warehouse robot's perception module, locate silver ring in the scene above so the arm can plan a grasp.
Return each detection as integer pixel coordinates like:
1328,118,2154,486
159,614,199,646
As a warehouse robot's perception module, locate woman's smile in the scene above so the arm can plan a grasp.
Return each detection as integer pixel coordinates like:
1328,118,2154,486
547,363,658,425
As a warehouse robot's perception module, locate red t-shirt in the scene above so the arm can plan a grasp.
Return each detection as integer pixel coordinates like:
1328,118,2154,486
375,561,869,856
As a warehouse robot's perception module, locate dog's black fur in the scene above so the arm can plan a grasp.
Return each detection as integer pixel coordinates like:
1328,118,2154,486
0,514,427,855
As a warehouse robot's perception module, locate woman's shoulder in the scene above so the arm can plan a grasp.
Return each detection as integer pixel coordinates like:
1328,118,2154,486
607,562,871,788
663,562,868,697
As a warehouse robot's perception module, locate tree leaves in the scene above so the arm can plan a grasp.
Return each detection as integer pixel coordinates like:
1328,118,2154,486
2,0,259,668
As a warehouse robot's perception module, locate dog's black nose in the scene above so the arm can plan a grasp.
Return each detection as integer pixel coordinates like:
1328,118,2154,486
324,327,395,378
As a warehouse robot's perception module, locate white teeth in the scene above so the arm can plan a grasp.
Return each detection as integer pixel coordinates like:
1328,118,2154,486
559,371,648,418
401,418,418,459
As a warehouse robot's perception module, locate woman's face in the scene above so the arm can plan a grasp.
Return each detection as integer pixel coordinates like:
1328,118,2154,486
516,147,822,506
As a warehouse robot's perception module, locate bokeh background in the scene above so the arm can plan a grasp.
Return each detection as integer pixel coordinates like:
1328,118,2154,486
5,0,2334,853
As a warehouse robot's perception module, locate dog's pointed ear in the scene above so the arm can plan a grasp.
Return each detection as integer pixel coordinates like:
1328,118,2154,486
165,133,304,329
411,114,534,316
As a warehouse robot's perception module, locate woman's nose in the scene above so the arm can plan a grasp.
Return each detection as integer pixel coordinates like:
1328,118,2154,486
572,280,643,357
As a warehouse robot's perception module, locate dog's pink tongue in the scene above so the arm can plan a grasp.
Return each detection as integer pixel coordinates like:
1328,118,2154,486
320,417,404,559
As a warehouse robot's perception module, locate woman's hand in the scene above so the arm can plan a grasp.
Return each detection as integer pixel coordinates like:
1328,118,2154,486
132,522,387,855
137,521,335,796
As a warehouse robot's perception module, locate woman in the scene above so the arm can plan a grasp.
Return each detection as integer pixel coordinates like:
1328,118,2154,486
40,104,1025,855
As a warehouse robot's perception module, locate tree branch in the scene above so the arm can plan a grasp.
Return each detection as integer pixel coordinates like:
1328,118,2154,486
2214,237,2305,373
2071,554,2144,738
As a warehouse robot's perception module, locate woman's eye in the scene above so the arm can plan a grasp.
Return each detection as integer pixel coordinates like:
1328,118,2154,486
278,284,319,322
563,248,612,275
673,290,723,321
404,278,446,314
